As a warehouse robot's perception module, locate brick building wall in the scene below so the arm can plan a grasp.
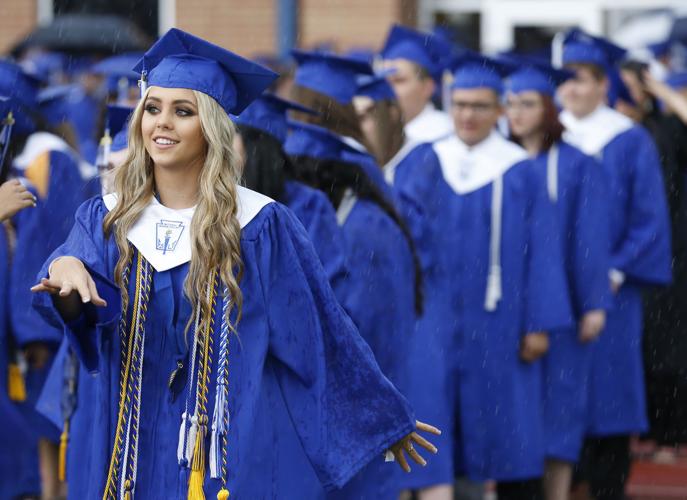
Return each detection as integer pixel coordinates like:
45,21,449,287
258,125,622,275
0,1,37,54
0,0,417,58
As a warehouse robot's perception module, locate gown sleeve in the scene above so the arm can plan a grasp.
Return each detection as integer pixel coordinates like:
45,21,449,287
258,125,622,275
31,197,121,372
255,204,416,491
523,160,575,333
569,149,612,314
610,128,672,285
10,151,88,346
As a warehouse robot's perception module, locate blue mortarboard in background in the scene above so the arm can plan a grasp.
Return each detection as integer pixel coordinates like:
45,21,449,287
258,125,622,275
0,96,37,169
344,48,376,65
38,84,79,126
450,51,516,94
291,49,373,104
0,59,41,109
133,28,278,116
356,73,397,102
607,68,635,106
106,104,132,153
562,28,627,70
648,40,672,59
666,71,687,90
236,93,316,145
380,24,453,81
503,56,573,96
284,119,357,161
92,53,142,95
20,52,66,84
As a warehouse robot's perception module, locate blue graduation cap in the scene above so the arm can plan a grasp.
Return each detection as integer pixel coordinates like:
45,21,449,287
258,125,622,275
291,49,374,104
133,28,278,116
92,53,142,95
38,84,79,126
284,119,353,161
356,73,397,102
450,51,516,94
561,28,627,70
106,104,132,152
236,94,316,145
666,71,687,90
0,60,41,110
504,57,573,96
380,24,453,81
648,40,672,58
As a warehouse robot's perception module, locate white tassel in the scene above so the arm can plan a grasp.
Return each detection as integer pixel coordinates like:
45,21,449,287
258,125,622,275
177,412,188,464
186,415,198,464
209,386,226,479
484,266,502,312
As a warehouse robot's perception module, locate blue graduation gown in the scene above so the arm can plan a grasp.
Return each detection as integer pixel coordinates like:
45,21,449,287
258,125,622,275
532,141,611,462
587,126,672,436
10,149,87,443
0,224,40,499
326,193,418,500
33,194,415,499
393,133,572,482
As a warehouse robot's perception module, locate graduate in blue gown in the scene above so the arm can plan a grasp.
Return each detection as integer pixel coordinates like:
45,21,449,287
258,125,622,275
31,28,439,500
287,49,394,198
283,119,426,500
378,24,455,144
234,93,348,295
503,59,611,500
389,52,573,499
0,96,43,500
557,30,672,498
0,60,89,498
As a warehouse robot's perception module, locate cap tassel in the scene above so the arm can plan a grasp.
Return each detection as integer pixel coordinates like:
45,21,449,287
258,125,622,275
0,112,15,173
8,363,26,402
187,417,207,500
58,420,70,482
217,489,229,500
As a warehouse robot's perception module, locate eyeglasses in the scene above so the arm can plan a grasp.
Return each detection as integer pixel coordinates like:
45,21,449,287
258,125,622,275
504,99,542,111
451,101,499,114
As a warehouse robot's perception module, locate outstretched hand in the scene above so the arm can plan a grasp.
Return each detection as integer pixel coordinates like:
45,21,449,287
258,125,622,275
31,257,107,320
389,420,441,473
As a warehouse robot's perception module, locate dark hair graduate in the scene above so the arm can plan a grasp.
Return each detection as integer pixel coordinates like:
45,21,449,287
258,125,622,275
286,151,424,315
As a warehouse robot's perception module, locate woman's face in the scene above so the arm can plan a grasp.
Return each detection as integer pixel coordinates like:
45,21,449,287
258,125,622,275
505,91,545,139
141,86,206,171
353,96,378,154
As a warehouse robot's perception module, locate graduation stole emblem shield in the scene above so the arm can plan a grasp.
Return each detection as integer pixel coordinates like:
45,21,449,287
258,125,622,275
155,219,185,254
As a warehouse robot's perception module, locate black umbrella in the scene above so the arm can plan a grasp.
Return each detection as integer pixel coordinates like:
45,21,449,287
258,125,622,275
12,14,152,56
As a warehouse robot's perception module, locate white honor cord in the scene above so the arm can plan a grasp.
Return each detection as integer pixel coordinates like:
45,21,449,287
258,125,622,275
547,144,559,203
485,176,503,312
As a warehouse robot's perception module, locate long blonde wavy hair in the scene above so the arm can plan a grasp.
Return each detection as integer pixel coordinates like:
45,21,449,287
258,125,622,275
103,88,244,335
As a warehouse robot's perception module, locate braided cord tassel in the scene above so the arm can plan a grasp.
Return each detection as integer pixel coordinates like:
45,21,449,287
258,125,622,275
187,271,218,500
102,252,142,500
121,258,152,499
210,286,230,500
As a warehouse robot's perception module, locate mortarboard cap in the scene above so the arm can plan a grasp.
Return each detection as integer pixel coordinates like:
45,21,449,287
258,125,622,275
291,49,373,104
666,71,687,90
133,28,278,116
284,119,357,161
504,56,573,96
236,94,316,144
105,104,133,152
562,28,627,71
0,59,41,110
37,84,78,127
380,24,452,81
356,73,397,102
450,51,516,94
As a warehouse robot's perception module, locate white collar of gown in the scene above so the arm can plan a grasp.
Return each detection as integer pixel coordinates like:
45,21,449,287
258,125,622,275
103,185,273,272
560,105,633,157
403,104,454,144
432,131,528,195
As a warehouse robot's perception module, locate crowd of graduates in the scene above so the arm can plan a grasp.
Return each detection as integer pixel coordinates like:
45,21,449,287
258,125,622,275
0,18,686,500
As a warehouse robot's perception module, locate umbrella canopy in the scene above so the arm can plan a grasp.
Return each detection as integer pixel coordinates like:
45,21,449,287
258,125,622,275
12,14,152,56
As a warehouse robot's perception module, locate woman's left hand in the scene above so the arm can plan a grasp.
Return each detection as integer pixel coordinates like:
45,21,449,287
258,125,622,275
389,420,441,473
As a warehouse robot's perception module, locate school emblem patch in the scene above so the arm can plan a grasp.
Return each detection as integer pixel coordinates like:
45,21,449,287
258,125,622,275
156,220,185,254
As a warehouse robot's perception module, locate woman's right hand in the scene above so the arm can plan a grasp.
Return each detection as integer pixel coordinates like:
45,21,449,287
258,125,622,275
0,180,36,221
31,256,107,309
